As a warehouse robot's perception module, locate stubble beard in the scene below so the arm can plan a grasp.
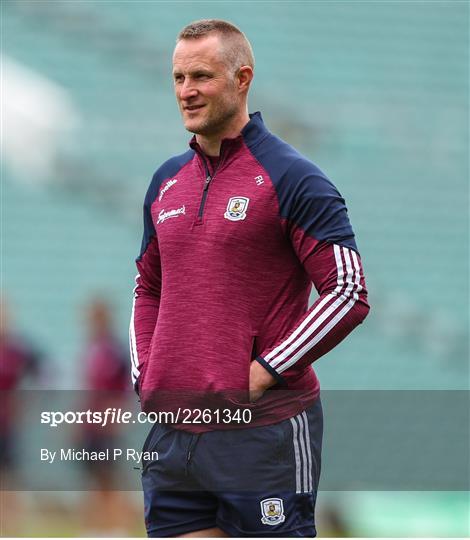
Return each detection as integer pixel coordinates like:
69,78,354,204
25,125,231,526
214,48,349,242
185,98,239,137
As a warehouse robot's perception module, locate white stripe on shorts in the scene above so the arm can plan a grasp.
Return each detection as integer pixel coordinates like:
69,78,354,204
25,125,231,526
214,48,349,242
301,411,313,492
290,411,313,493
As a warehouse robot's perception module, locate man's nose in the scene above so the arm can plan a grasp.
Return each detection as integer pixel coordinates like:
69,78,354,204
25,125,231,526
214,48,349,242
179,79,198,100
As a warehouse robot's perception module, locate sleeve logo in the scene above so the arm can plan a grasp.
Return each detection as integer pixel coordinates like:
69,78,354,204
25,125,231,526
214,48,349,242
260,498,286,525
224,196,249,221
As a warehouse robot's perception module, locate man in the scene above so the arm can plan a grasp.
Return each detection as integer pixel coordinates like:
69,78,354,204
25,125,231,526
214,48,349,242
130,19,369,538
78,298,132,535
1,298,43,471
0,298,43,535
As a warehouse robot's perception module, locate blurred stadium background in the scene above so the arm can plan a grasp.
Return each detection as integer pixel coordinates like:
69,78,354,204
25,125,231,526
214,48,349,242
2,0,468,537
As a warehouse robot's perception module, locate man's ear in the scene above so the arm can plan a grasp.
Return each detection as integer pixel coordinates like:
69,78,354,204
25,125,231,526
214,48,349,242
237,66,254,92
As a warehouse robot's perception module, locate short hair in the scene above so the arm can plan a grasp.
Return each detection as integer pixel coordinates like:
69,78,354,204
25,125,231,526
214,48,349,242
176,19,255,72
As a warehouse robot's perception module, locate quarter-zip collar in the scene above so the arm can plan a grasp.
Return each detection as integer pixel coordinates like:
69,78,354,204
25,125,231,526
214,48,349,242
240,111,270,149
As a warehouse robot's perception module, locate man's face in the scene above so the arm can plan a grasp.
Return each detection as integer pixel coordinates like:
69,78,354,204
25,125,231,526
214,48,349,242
173,34,240,137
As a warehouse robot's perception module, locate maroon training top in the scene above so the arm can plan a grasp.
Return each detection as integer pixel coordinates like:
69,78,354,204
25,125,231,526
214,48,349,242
130,112,369,432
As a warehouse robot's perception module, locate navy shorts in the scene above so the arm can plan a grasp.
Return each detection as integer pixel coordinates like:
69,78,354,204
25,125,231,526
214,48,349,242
141,398,323,537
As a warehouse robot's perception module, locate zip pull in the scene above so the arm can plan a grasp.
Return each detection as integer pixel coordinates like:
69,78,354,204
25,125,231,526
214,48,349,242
203,175,212,190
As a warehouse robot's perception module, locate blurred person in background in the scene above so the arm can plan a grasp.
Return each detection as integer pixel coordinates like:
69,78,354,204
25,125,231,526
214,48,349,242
0,296,43,471
130,19,369,538
82,297,128,393
0,296,44,535
77,297,136,536
78,296,128,478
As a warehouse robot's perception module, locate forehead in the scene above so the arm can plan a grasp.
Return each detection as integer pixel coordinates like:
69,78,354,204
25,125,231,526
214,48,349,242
173,34,225,71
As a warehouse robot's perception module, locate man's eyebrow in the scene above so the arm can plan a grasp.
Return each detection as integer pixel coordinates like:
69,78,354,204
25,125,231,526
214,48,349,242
173,67,213,76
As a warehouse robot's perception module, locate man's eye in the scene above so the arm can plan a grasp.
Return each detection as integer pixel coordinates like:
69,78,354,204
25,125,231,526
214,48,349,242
174,76,183,83
196,74,210,79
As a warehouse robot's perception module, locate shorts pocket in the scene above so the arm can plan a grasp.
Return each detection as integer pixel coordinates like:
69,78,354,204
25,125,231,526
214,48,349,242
142,422,161,455
275,418,292,462
141,423,162,473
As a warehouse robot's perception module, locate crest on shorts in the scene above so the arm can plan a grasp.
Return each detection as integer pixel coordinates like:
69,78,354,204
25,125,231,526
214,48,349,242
260,498,285,526
224,196,249,221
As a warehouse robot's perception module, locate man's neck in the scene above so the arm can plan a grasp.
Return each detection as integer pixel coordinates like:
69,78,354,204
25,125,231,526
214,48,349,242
195,111,250,156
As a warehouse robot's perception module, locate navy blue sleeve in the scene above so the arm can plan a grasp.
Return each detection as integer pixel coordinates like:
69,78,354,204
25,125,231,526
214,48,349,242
280,158,357,251
137,149,194,261
249,133,357,252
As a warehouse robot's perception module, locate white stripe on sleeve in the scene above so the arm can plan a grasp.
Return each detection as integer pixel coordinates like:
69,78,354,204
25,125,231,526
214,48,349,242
267,245,361,374
129,275,140,383
264,244,345,366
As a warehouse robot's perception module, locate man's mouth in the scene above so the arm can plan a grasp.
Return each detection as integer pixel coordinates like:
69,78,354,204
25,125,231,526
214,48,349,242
184,105,205,112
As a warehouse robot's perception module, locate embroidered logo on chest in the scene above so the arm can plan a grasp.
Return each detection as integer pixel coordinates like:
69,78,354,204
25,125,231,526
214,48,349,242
157,205,185,224
224,196,249,221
